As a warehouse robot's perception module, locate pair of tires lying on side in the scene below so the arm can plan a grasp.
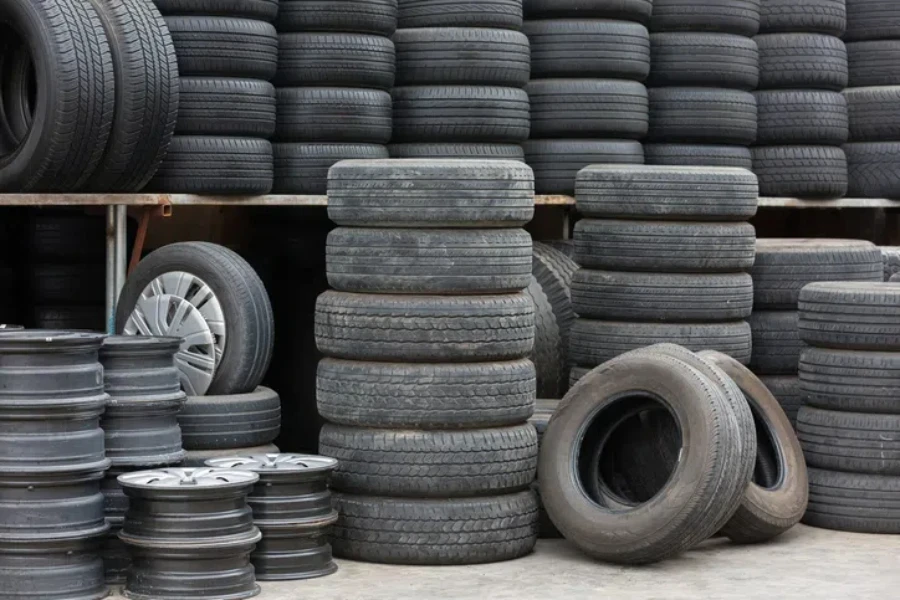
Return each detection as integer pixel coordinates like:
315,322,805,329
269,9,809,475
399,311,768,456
539,343,808,564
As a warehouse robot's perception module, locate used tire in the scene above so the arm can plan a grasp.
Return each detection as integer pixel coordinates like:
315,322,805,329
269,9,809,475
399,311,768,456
749,311,803,375
648,87,757,145
317,358,536,428
276,33,395,89
644,144,753,169
804,468,900,534
575,219,757,273
327,159,534,227
797,406,900,475
755,33,847,91
177,78,275,138
277,0,397,35
575,164,759,221
755,90,848,145
389,143,524,160
273,143,389,195
572,270,754,322
845,87,900,143
326,228,532,294
799,282,900,350
524,277,563,399
320,423,538,497
524,0,652,22
759,375,801,425
648,32,759,90
651,0,761,35
751,146,848,198
33,306,105,331
30,265,104,305
528,79,649,140
177,387,280,450
165,16,277,79
523,140,644,196
759,0,846,35
27,213,106,262
400,0,522,29
847,40,900,87
275,88,391,143
845,0,900,42
845,142,900,199
154,0,279,21
315,291,534,362
532,242,578,371
800,347,900,413
884,247,900,281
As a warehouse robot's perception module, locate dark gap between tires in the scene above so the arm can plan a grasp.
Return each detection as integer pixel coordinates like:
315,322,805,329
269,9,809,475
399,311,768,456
749,397,784,491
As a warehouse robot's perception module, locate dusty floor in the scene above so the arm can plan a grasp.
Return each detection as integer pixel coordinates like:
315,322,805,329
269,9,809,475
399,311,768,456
109,525,899,600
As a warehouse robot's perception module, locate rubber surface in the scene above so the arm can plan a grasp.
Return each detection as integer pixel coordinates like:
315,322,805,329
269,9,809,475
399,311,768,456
845,87,900,143
845,0,900,42
755,90,848,145
751,146,848,199
797,406,900,475
528,79,649,140
798,282,900,350
273,143,389,195
277,0,397,34
800,347,900,413
648,32,759,90
650,0,761,35
177,77,275,138
165,16,278,79
524,277,563,399
177,387,280,450
524,0,652,22
400,0,522,29
846,142,900,199
804,468,900,534
759,0,846,35
276,33,395,89
648,87,757,145
749,311,803,374
756,33,847,91
523,140,644,195
644,145,753,169
275,88,390,143
531,242,578,376
847,40,900,87
389,143,525,160
154,0,279,21
758,375,801,425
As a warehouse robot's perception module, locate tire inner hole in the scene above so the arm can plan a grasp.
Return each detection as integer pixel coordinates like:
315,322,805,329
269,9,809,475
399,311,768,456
750,399,783,490
0,27,36,155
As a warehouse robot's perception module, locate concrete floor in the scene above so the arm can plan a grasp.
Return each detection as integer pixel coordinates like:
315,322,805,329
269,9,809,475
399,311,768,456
109,525,900,600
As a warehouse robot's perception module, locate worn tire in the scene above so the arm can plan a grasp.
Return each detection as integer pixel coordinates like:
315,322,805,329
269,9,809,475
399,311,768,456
524,277,563,399
845,0,900,42
755,33,847,91
845,142,900,199
33,306,105,332
154,0,279,21
798,406,900,475
26,213,106,262
177,387,280,450
523,140,644,196
752,146,848,199
532,242,578,371
755,90,848,145
575,219,757,273
276,0,397,35
29,265,104,305
315,291,534,362
321,423,538,497
165,16,277,79
644,145,753,169
317,358,536,429
651,0,761,35
276,33,395,89
572,270,753,322
759,0,846,35
799,282,900,350
327,159,534,227
326,228,532,294
804,468,900,534
274,88,389,143
528,79,648,140
400,0,521,29
845,87,900,143
759,375,801,425
177,78,275,138
749,311,803,375
648,87,757,145
648,32,758,90
800,347,900,413
847,40,900,88
575,164,758,221
183,444,279,467
389,143,524,160
524,0,651,22
273,143,389,195
331,492,538,565
751,239,882,309
883,247,900,281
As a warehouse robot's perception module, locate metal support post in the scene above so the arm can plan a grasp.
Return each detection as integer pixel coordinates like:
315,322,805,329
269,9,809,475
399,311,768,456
105,206,117,334
114,205,127,297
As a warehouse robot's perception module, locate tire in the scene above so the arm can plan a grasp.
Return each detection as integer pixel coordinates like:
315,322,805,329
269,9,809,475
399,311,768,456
320,423,538,497
153,0,279,21
574,219,757,273
275,88,391,143
648,87,757,145
524,277,563,399
394,28,530,86
33,306,105,332
276,0,397,35
27,213,106,262
331,492,538,565
569,319,753,367
523,140,644,196
531,242,578,370
797,406,900,475
751,146,848,199
800,347,900,413
650,0,761,35
845,87,900,143
316,358,536,428
748,311,803,375
524,0,652,22
525,19,650,81
699,351,808,544
804,468,900,534
846,142,900,199
759,375,801,425
644,145,753,170
315,291,534,362
84,0,179,192
177,78,275,138
569,365,589,387
648,32,758,90
276,33,395,89
755,33,847,91
530,399,561,538
542,239,574,258
392,85,530,143
326,228,532,294
326,159,534,227
845,0,900,42
755,91,848,145
527,79,648,140
750,239,882,309
883,247,900,281
389,143,525,160
798,282,900,350
146,136,273,195
177,387,280,450
30,265,104,305
400,0,522,29
164,16,277,79
538,352,749,564
759,0,846,35
273,143,389,195
574,164,759,221
116,242,274,395
0,0,114,192
848,40,900,88
182,444,280,467
572,270,754,322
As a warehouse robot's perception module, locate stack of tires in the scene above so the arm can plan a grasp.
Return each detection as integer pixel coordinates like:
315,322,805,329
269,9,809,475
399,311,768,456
644,0,759,169
317,159,540,564
797,282,900,534
843,1,900,198
751,0,850,198
522,0,649,195
388,0,530,162
272,0,397,194
148,0,279,194
748,239,882,425
569,165,758,381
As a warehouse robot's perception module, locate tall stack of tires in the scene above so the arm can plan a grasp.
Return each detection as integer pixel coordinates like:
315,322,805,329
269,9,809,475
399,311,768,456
844,0,900,198
748,239,882,425
522,0,649,195
317,159,540,564
272,0,397,194
148,0,279,194
569,165,758,381
388,0,530,162
798,282,900,534
751,0,850,198
644,0,759,169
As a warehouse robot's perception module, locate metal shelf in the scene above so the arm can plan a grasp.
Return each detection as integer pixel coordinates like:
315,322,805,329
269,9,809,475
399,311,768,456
0,194,571,206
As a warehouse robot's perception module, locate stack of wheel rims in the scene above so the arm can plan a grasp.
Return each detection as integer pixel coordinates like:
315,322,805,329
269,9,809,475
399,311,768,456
0,331,110,599
797,282,900,534
317,158,541,564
